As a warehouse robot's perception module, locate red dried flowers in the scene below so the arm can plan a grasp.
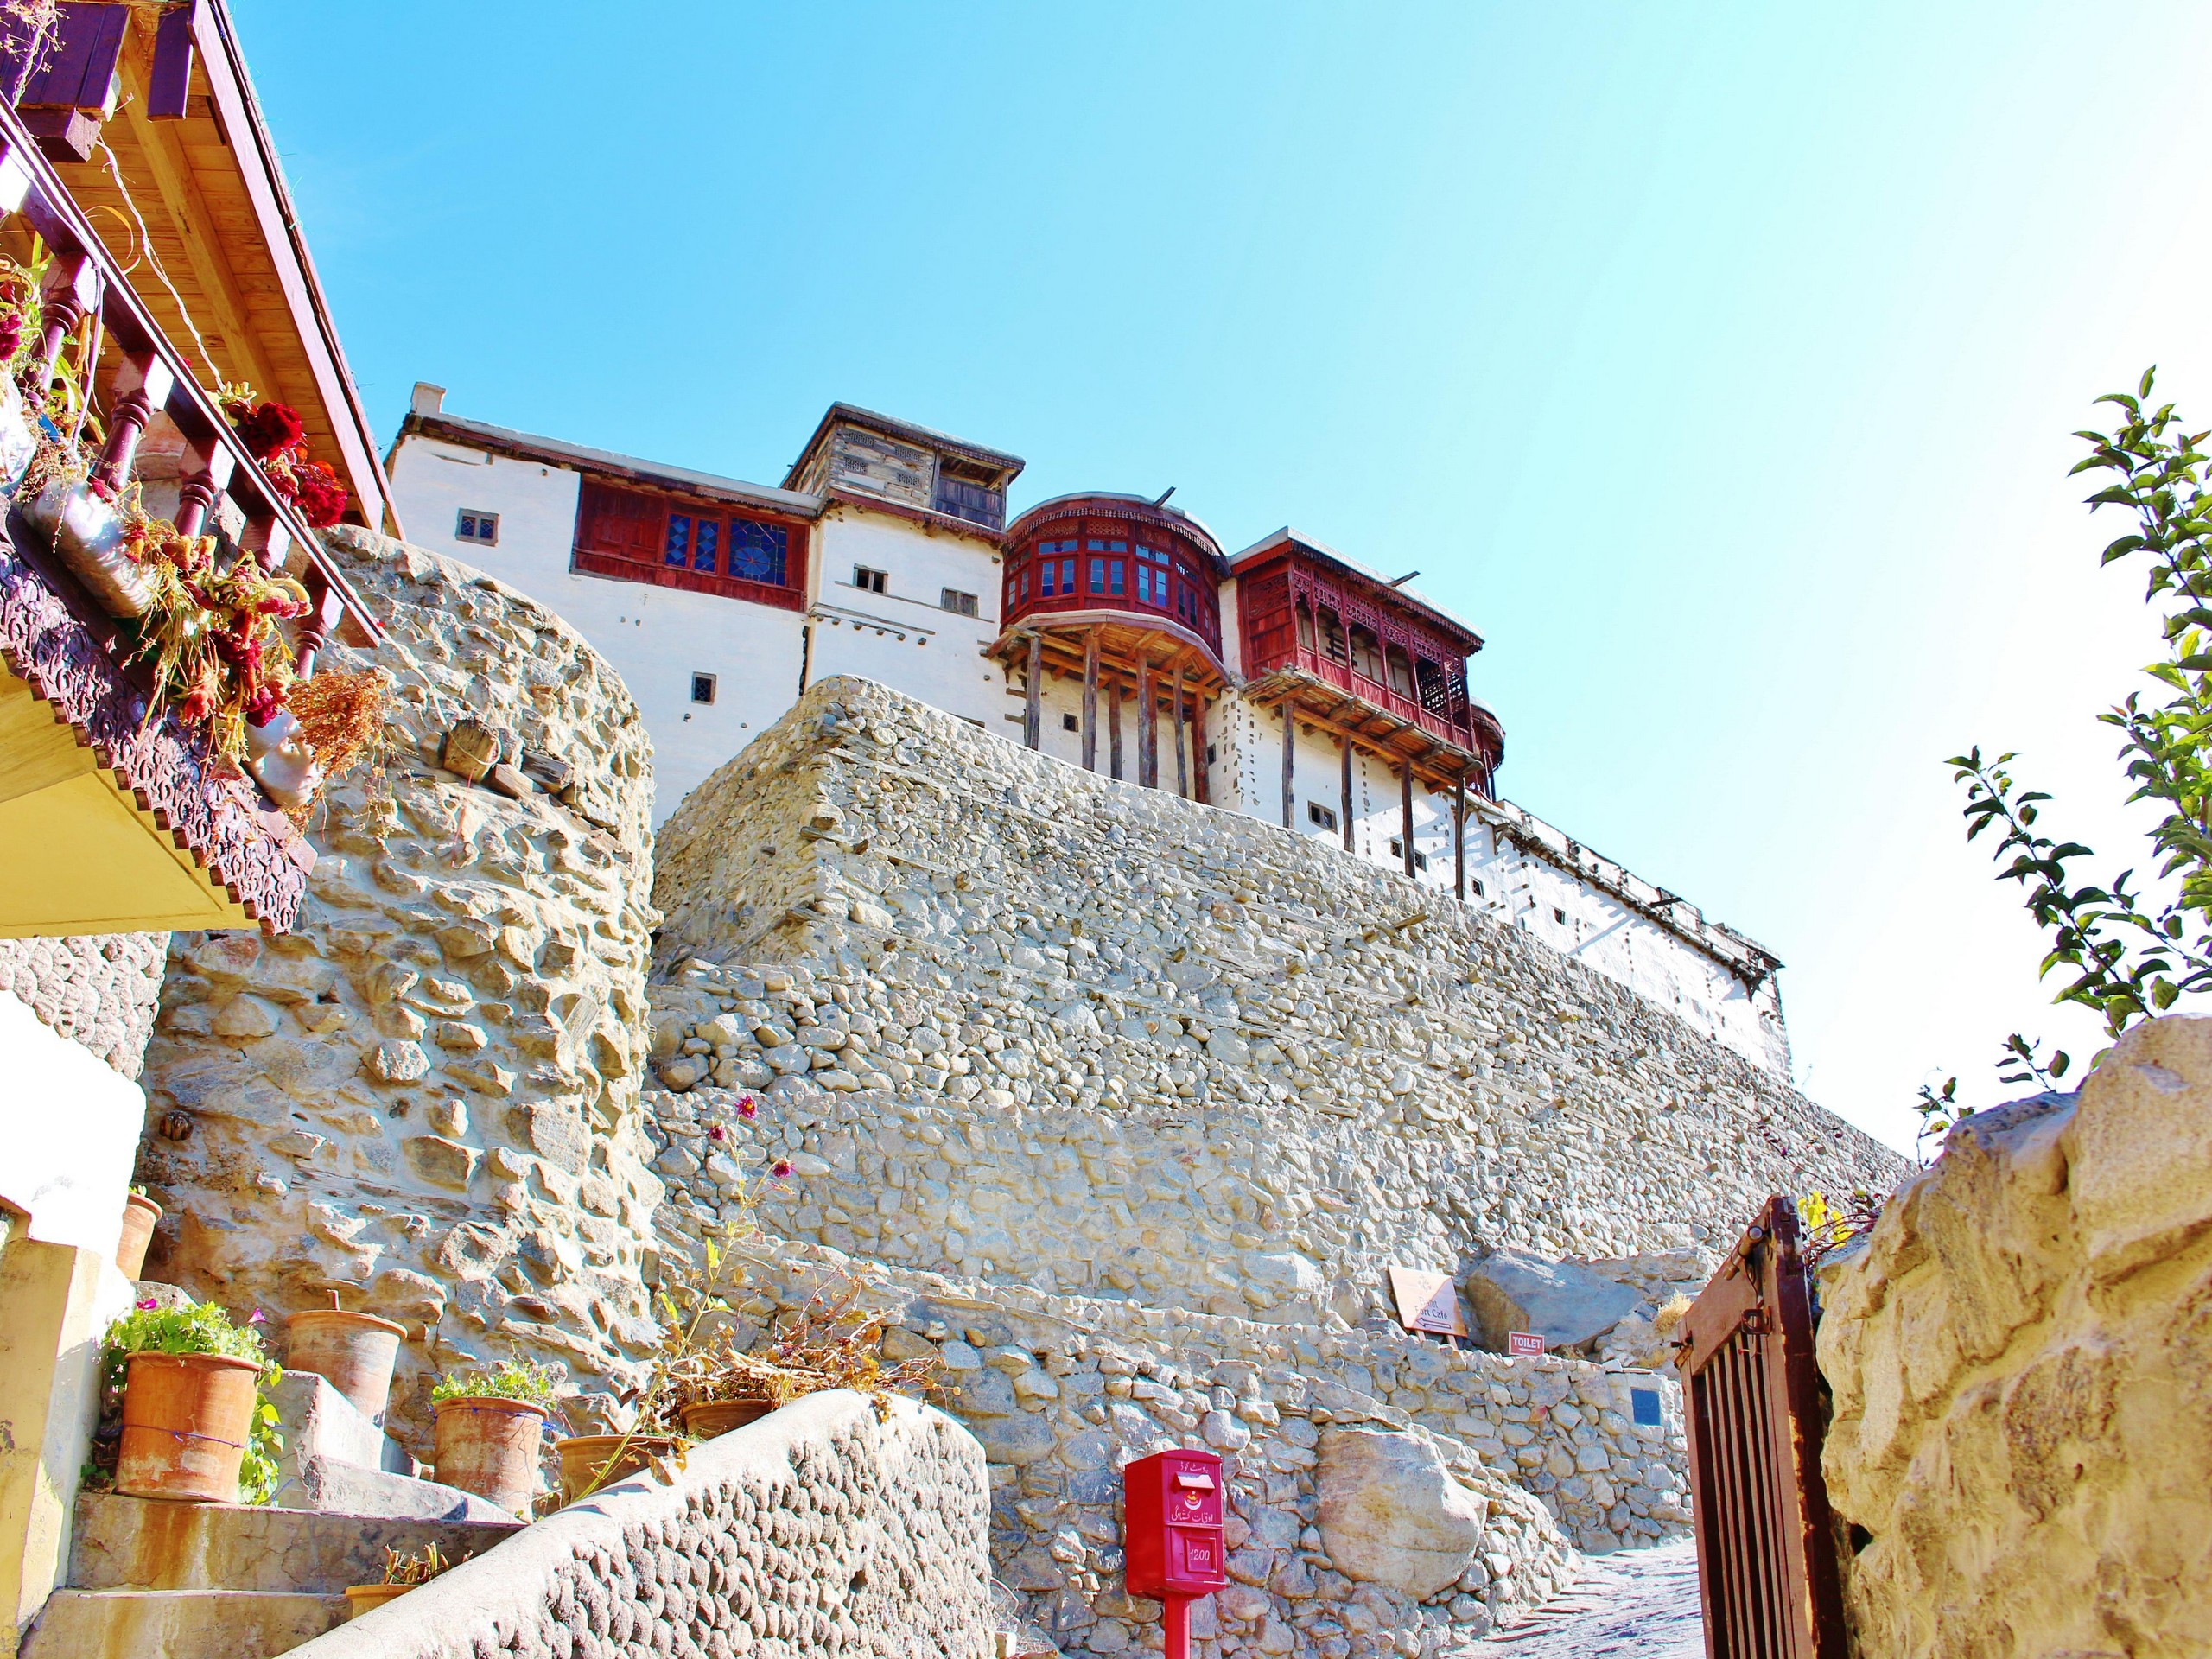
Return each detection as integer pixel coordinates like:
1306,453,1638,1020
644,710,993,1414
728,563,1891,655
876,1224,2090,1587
220,385,352,529
231,400,304,462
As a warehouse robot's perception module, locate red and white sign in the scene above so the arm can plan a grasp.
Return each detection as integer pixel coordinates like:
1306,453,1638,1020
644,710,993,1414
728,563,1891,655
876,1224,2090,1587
1506,1332,1547,1357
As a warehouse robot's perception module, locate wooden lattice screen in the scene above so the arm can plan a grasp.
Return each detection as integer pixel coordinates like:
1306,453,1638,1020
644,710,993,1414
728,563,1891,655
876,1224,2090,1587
1676,1195,1847,1659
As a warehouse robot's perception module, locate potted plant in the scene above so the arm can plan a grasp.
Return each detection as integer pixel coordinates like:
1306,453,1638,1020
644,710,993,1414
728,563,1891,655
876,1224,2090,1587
552,1426,691,1507
105,1299,276,1503
660,1332,810,1440
345,1543,448,1619
115,1185,161,1281
431,1359,563,1518
286,1293,407,1427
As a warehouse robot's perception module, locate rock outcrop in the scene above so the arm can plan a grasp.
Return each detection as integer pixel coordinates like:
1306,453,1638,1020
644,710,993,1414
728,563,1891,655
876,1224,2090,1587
1316,1428,1492,1599
1817,1014,2212,1659
1463,1249,1642,1354
136,529,663,1445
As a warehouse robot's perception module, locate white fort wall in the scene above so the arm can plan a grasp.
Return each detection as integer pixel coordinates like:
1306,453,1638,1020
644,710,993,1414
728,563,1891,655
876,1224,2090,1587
805,508,1006,729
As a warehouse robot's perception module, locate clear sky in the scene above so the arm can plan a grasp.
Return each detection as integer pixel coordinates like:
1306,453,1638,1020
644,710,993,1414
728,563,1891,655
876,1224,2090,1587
235,2,2212,1154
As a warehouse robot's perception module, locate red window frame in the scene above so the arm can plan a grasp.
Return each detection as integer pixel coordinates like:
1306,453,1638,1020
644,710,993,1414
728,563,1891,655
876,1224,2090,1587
573,480,808,611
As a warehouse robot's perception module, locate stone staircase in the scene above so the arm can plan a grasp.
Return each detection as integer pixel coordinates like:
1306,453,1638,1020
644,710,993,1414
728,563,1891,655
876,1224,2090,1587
22,1366,523,1658
23,1497,520,1658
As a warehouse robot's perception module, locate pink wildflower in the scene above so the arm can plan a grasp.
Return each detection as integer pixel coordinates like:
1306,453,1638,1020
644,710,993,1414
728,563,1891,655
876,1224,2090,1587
771,1159,793,1181
134,1297,156,1312
248,1308,268,1325
706,1123,728,1143
735,1095,759,1121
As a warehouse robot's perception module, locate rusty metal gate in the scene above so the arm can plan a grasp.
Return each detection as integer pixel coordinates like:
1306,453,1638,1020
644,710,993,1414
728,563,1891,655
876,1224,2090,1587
1676,1194,1847,1659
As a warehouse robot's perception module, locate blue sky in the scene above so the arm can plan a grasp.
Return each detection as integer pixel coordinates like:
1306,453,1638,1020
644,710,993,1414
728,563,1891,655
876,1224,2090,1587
238,3,2212,1151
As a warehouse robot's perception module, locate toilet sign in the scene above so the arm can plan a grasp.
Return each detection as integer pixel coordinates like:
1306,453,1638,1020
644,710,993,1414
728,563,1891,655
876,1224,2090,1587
1386,1266,1469,1338
1506,1332,1547,1357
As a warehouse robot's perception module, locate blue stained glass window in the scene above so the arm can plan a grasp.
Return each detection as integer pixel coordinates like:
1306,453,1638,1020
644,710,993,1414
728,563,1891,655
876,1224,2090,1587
1060,557,1075,593
1090,558,1105,594
1138,564,1155,605
1109,559,1125,596
727,518,788,585
1630,1389,1662,1427
693,518,720,572
1040,562,1057,598
664,514,690,567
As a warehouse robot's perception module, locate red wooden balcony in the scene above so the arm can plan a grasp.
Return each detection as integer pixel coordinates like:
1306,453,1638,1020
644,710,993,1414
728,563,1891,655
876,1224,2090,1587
0,98,382,938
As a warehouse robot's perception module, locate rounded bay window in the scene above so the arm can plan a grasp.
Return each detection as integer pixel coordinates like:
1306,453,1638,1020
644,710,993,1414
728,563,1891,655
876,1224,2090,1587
1001,494,1224,663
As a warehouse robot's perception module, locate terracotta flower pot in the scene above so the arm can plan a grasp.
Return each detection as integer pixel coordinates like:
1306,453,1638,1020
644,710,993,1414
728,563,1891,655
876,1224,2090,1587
554,1433,685,1505
434,1395,547,1517
115,1193,162,1281
679,1399,775,1440
285,1309,406,1426
116,1351,262,1503
344,1583,415,1618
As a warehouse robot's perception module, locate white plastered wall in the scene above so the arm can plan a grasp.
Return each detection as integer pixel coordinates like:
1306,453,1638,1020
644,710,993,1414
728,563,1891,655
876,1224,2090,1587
805,508,1005,729
386,435,806,822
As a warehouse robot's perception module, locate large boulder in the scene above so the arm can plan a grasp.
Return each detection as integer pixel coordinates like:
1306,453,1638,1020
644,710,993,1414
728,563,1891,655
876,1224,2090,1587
1316,1427,1489,1599
1464,1248,1639,1351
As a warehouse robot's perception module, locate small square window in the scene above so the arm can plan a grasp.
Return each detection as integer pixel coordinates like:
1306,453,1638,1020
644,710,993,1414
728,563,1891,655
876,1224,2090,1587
1062,712,1079,733
1553,906,1567,925
1205,743,1217,763
1389,837,1429,872
854,566,887,594
1471,878,1485,898
456,510,499,545
690,673,717,705
1307,801,1338,831
941,588,979,617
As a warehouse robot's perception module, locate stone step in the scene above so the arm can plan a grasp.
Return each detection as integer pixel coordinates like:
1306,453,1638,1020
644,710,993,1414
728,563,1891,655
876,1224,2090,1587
21,1587,347,1659
69,1492,522,1593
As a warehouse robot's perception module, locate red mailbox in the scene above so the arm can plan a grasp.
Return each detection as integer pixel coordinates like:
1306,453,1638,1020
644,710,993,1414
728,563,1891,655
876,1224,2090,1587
1125,1448,1227,1659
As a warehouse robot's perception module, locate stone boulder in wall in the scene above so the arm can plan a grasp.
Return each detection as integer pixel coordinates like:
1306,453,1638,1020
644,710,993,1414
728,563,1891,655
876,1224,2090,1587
1464,1248,1640,1351
1316,1427,1489,1599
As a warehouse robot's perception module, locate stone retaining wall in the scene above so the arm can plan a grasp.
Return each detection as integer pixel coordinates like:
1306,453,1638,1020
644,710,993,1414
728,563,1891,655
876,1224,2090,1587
0,932,166,1077
647,678,1900,1326
669,1232,1689,1656
1817,1014,2212,1659
284,1390,993,1659
136,530,664,1445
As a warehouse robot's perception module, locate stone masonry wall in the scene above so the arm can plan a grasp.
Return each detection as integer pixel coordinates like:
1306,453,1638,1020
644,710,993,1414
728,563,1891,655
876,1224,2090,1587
650,1222,1688,1656
648,677,1902,1327
287,1390,995,1659
137,529,663,1446
1817,1014,2212,1659
0,932,166,1077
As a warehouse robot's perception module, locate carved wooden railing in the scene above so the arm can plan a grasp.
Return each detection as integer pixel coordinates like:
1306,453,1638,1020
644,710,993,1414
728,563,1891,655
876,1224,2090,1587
0,93,382,933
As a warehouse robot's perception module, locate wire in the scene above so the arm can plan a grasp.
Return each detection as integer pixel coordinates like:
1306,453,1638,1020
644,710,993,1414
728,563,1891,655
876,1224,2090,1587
95,129,226,388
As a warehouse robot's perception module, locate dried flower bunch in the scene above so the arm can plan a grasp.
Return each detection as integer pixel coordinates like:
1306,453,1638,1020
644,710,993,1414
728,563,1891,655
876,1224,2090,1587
378,1542,449,1587
220,383,349,528
129,526,311,760
283,667,394,823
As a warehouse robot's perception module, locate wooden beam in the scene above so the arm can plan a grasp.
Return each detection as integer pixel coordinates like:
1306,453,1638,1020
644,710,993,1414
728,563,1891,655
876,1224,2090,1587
1281,701,1295,829
1192,693,1209,805
1340,735,1354,853
1023,632,1042,751
1109,680,1123,780
1137,653,1156,789
1453,771,1468,900
1172,664,1188,798
1081,628,1099,772
1401,765,1416,879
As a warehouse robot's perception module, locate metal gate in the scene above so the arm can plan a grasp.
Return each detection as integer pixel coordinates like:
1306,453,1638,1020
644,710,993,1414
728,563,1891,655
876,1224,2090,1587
1676,1194,1847,1659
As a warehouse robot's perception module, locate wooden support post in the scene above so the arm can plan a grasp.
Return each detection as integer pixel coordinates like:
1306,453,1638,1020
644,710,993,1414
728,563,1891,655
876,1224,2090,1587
1023,632,1043,751
1137,655,1157,788
1192,696,1209,804
1281,702,1295,828
1453,771,1468,901
1081,629,1099,772
30,251,98,395
1172,665,1188,798
90,351,174,491
1340,738,1354,852
1401,765,1416,878
1109,681,1124,780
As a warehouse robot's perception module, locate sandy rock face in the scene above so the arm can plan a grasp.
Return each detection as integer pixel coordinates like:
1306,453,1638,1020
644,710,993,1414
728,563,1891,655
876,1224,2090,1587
1817,1014,2212,1659
136,529,664,1446
0,931,168,1075
1317,1427,1491,1599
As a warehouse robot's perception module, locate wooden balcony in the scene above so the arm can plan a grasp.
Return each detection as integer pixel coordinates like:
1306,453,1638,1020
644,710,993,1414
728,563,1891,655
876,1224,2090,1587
0,100,381,938
1244,642,1501,792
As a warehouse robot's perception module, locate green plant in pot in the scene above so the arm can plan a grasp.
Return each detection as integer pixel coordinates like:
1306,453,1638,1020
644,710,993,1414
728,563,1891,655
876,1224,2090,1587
104,1299,283,1504
430,1359,564,1519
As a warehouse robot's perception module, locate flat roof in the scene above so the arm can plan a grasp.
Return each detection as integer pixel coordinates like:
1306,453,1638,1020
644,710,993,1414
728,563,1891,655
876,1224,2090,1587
397,411,823,518
1230,527,1484,653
